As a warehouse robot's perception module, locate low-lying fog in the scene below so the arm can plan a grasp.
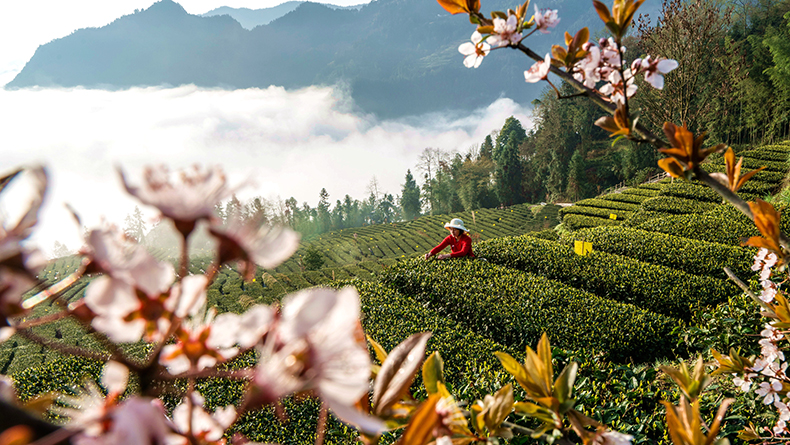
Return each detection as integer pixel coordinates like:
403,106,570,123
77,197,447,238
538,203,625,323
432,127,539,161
0,84,532,254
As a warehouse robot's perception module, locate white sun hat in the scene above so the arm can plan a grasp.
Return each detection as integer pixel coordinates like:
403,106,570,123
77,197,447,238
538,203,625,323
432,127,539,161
444,218,468,232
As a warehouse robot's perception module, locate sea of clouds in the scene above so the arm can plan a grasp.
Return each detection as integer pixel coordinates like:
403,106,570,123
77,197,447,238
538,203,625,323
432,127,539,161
0,85,532,253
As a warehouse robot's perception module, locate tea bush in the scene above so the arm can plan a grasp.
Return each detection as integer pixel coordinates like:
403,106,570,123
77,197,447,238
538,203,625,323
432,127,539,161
641,196,717,215
571,226,754,279
475,236,737,320
381,259,679,362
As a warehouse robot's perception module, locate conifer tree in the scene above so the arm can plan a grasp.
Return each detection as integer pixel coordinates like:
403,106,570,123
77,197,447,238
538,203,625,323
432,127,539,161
400,169,421,220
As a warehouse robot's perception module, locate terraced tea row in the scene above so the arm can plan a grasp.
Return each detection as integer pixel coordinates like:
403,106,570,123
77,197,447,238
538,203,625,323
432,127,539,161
381,259,678,362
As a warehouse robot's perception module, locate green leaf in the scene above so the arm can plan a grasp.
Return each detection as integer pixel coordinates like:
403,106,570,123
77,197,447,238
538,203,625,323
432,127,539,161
553,361,578,404
421,351,444,394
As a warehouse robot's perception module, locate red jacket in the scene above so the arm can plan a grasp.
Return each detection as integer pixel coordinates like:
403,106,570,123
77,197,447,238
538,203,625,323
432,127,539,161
430,233,475,258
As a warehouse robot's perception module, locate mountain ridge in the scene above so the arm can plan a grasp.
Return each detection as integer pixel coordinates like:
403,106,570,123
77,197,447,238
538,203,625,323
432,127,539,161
6,0,656,118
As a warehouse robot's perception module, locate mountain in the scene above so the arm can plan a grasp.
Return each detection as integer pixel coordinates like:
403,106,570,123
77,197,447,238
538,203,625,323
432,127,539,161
6,0,658,118
201,2,364,29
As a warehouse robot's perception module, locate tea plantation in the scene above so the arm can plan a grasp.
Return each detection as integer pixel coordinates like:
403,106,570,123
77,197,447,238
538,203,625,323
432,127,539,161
6,142,790,443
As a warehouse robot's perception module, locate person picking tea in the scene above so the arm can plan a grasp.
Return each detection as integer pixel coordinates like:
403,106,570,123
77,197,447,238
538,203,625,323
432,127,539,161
424,218,475,260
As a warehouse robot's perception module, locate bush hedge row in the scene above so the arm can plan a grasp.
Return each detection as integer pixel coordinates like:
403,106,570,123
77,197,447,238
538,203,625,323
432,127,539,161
572,198,643,212
660,181,721,202
708,156,787,173
474,236,737,320
560,205,635,220
599,193,653,204
641,196,717,215
380,260,679,363
635,204,790,245
571,226,754,279
562,214,622,230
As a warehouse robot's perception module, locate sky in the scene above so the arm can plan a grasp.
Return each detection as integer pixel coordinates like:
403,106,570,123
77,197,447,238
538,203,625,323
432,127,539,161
0,0,533,256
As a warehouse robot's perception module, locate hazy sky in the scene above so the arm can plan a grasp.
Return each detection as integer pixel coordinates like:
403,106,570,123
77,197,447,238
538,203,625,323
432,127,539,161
0,0,533,256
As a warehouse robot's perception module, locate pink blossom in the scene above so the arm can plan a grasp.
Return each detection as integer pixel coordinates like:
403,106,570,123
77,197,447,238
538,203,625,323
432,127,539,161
119,165,239,237
72,398,171,445
533,5,560,34
759,282,776,303
170,394,236,444
634,55,678,89
595,430,634,445
209,216,299,281
599,69,637,104
525,54,552,83
488,15,522,47
458,32,491,68
573,45,601,88
756,379,784,404
252,287,385,434
733,373,758,392
159,303,273,375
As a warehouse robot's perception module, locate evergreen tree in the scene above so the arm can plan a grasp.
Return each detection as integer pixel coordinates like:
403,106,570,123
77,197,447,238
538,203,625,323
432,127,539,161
479,135,494,160
123,206,146,242
317,188,331,233
494,136,524,206
52,241,71,258
565,150,587,202
400,169,421,220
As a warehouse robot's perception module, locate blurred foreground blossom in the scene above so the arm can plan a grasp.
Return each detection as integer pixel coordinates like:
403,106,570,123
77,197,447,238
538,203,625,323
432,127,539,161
119,165,238,237
170,393,236,444
253,287,385,434
0,167,48,325
210,216,300,281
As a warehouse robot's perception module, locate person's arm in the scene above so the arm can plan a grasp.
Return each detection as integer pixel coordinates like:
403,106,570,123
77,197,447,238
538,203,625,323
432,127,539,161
426,235,452,259
449,236,473,257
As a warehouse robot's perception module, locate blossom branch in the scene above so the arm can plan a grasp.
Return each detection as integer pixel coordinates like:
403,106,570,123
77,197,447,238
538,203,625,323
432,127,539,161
723,267,773,313
15,328,110,363
513,42,669,149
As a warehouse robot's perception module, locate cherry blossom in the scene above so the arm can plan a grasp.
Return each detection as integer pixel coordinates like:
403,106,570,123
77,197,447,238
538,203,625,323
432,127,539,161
573,44,602,88
252,287,384,434
209,216,300,281
599,69,636,104
756,379,784,404
533,5,560,34
525,54,552,83
733,372,758,392
55,362,169,445
119,165,239,237
488,14,522,47
169,394,236,444
632,55,678,89
159,303,273,375
458,32,491,68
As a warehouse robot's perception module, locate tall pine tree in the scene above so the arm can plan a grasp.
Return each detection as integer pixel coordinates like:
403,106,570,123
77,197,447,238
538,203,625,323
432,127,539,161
400,169,421,220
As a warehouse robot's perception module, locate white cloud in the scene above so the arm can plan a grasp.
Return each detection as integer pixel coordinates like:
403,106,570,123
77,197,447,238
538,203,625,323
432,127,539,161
0,85,532,255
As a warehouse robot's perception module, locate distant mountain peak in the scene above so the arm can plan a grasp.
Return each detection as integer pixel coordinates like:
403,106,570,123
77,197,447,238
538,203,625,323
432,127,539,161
145,0,188,15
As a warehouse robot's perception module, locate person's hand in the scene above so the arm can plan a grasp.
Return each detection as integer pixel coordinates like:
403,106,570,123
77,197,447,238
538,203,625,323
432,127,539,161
437,254,450,260
424,252,431,260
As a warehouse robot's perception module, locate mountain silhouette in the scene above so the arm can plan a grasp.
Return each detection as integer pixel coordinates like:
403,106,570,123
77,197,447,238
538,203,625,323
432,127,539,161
201,2,364,29
7,0,649,117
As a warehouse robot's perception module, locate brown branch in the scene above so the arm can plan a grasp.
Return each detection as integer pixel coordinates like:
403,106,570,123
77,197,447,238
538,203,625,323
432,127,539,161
723,267,774,314
15,328,110,363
